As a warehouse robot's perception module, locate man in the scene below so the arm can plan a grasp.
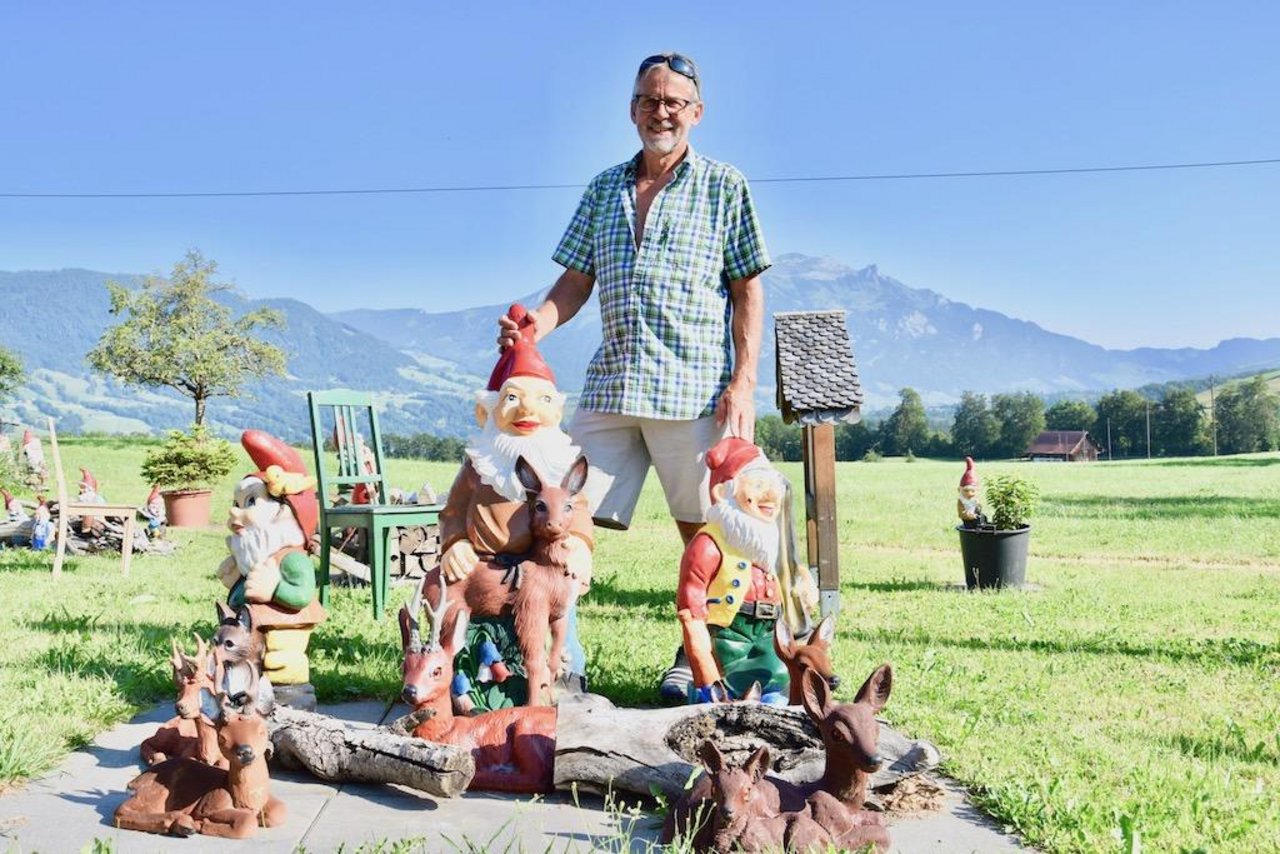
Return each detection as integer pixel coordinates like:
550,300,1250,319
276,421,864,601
498,52,770,701
442,305,594,708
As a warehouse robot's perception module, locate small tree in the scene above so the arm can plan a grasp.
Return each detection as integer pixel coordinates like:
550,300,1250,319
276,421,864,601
881,387,929,457
86,250,287,426
951,391,999,458
0,344,23,399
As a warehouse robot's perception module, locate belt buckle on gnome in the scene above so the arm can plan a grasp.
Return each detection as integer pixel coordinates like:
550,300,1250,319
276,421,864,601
744,600,780,620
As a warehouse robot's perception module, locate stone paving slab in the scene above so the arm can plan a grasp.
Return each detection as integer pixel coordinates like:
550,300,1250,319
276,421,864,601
0,702,1023,852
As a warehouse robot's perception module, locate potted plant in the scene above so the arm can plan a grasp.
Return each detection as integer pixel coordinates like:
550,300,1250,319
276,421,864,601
140,426,236,527
956,468,1038,590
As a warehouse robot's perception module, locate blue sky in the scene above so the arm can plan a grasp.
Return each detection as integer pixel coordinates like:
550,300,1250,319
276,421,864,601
1,2,1276,349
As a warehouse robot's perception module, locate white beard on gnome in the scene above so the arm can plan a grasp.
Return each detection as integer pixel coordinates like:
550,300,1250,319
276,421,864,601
706,480,781,570
226,478,305,576
467,390,582,501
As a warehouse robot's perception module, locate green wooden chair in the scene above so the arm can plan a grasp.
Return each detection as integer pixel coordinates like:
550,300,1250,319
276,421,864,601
307,391,443,618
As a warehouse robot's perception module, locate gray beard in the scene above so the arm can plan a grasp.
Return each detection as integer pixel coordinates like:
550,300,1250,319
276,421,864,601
227,515,305,576
706,492,780,569
466,419,581,502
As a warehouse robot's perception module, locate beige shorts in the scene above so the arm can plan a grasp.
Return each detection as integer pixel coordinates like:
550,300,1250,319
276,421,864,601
569,410,727,529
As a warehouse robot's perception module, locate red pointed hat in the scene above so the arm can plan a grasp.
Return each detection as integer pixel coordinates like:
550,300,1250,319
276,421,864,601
487,304,556,391
21,429,34,446
706,436,769,499
146,485,162,505
240,429,318,546
79,467,98,491
960,456,979,488
1,488,13,507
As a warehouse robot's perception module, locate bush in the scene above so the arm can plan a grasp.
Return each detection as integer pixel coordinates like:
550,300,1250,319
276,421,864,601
862,448,884,463
985,474,1039,530
140,425,236,491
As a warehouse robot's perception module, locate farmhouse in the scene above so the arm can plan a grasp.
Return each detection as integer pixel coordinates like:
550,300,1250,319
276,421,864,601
1024,430,1103,462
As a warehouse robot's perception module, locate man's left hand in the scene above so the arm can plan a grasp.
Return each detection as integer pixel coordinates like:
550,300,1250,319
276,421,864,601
244,558,282,603
715,379,756,442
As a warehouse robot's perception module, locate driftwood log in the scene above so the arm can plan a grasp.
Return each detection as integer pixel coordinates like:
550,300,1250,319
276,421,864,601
0,510,175,556
552,694,940,802
266,706,474,798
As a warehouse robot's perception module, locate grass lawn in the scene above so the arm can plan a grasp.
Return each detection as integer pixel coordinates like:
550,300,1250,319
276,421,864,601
2,440,1279,852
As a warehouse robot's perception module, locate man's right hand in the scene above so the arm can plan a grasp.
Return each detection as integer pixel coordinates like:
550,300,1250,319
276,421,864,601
497,309,543,351
442,539,480,582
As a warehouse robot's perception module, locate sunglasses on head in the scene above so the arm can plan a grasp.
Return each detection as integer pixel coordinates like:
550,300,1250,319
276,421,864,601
638,53,699,86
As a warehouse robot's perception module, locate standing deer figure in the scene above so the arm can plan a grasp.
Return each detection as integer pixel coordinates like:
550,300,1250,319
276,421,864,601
400,577,557,793
774,614,839,705
665,664,893,851
422,454,588,705
115,662,285,838
139,636,225,768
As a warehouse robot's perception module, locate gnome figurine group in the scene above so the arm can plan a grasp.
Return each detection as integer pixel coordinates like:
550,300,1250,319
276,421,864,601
677,438,820,704
215,430,326,709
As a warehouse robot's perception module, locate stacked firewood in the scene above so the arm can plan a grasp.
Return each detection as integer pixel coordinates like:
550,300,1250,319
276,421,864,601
0,503,176,556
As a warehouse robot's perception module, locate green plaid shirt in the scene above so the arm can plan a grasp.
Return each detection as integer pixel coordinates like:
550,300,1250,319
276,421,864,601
553,149,770,419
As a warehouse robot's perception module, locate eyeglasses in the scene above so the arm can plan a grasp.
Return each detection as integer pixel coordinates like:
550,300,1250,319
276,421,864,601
638,53,699,87
632,95,696,114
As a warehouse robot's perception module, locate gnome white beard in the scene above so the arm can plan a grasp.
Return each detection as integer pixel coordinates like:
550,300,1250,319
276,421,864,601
466,416,581,502
228,506,305,576
706,486,781,570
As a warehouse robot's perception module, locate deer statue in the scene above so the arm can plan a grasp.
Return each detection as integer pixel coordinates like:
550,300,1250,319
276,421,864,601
399,577,557,793
773,614,839,705
422,454,588,705
213,602,264,665
115,661,285,839
139,636,225,768
665,663,894,851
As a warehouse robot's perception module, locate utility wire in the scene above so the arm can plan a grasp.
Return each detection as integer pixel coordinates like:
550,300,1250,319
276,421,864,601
2,157,1278,199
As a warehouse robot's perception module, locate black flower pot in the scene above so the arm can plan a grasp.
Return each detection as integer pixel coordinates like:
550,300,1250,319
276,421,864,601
956,524,1031,590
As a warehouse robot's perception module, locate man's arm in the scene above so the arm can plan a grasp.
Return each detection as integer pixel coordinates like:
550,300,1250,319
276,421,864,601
715,274,764,441
498,268,595,348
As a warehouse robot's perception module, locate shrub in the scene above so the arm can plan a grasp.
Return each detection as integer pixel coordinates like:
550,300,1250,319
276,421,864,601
985,474,1039,530
140,426,236,491
862,448,884,463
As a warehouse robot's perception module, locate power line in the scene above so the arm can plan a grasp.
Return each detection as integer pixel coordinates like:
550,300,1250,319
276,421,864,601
2,157,1278,199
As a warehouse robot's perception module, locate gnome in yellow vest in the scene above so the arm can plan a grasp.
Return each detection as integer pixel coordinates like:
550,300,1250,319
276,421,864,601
677,437,819,703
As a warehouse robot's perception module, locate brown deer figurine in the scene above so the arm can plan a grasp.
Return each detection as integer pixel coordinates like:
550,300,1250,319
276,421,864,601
115,662,285,838
423,454,588,705
400,577,557,793
139,636,225,768
665,663,893,851
774,614,840,705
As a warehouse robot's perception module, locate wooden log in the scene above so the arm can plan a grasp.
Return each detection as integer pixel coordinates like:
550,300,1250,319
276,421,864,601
327,548,371,584
552,695,939,801
266,706,474,798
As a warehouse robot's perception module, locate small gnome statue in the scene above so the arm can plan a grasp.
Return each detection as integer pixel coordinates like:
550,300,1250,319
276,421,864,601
2,488,28,524
20,429,47,490
77,468,107,535
677,437,820,704
31,500,53,550
140,485,166,538
215,430,327,710
957,456,987,529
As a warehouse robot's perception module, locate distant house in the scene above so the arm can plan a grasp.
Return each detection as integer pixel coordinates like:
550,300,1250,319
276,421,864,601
1024,430,1103,462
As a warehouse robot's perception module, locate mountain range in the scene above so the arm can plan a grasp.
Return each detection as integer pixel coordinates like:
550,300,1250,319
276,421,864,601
2,256,1277,440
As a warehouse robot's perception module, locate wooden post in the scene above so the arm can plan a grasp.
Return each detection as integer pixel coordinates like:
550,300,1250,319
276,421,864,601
802,423,840,618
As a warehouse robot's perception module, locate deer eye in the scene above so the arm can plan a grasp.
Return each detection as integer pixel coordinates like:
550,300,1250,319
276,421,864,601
246,496,257,507
431,667,443,679
535,501,547,512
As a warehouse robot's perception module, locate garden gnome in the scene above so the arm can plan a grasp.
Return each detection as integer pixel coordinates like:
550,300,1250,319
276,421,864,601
20,429,47,488
2,489,28,524
215,429,326,709
677,437,820,703
30,500,53,549
957,456,986,528
438,303,594,709
77,467,107,535
141,485,166,537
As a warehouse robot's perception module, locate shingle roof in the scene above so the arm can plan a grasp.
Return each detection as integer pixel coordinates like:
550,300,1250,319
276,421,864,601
774,310,863,425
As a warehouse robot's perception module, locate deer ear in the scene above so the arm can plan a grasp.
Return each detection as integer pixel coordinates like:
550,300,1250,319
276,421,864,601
236,606,252,632
855,664,893,713
744,745,771,782
742,681,763,703
698,740,725,773
800,666,833,723
774,620,795,658
448,612,469,656
216,601,235,625
515,456,542,497
562,455,589,497
398,604,418,650
812,614,835,646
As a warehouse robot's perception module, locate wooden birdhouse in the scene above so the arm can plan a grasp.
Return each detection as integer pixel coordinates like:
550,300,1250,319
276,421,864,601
774,310,863,618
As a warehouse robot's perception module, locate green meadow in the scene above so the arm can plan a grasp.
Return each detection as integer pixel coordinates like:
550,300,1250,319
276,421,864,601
2,439,1279,852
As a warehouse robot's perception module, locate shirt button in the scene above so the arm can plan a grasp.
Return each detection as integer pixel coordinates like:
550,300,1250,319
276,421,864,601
737,561,748,569
731,579,741,587
725,594,735,604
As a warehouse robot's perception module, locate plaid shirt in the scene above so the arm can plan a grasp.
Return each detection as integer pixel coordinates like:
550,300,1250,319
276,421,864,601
553,149,770,420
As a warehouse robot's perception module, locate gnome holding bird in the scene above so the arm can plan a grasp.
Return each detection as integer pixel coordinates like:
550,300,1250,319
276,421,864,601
437,304,594,709
215,429,326,709
677,437,820,703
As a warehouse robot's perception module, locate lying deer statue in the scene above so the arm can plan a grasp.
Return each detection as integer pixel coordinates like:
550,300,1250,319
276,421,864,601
139,636,224,768
115,661,284,839
774,614,839,705
423,454,588,705
400,577,556,793
665,663,893,851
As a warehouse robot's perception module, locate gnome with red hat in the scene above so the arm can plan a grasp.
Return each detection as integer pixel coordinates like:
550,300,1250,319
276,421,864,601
214,429,326,708
140,485,166,536
957,456,987,528
20,428,47,489
435,304,595,709
676,437,820,704
2,488,29,524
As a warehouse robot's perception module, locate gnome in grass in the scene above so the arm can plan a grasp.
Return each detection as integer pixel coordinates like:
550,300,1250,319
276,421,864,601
215,430,327,710
141,485,166,538
437,303,595,711
76,467,107,535
2,488,29,524
677,437,820,704
957,456,987,529
20,429,47,490
31,499,53,550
